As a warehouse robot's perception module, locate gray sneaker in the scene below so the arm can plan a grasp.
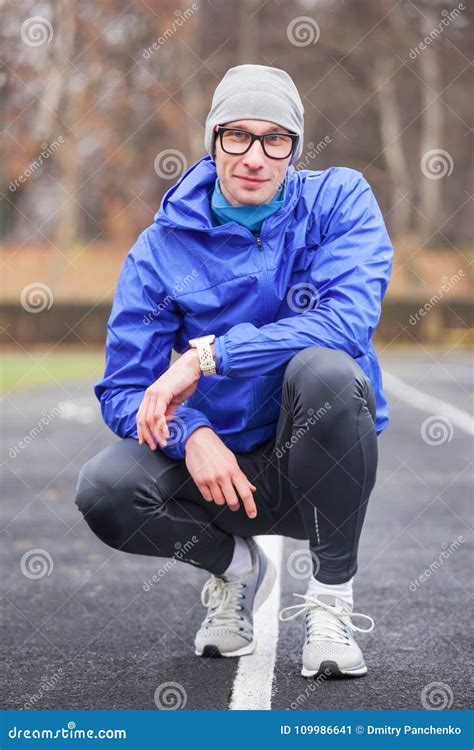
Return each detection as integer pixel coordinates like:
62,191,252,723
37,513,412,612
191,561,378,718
279,593,375,678
194,538,276,658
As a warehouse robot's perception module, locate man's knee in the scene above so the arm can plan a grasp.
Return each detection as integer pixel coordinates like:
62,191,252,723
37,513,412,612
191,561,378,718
75,446,128,549
284,346,357,391
283,346,376,427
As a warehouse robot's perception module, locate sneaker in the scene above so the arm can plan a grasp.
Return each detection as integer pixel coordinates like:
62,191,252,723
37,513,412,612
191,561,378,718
279,593,375,678
194,538,276,658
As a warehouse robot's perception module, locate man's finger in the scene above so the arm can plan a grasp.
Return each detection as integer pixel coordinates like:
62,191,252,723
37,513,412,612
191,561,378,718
219,478,240,511
138,413,157,450
147,397,169,447
142,392,159,445
136,396,150,445
155,414,169,448
136,395,157,450
199,484,213,502
233,475,257,518
144,395,160,442
208,482,226,506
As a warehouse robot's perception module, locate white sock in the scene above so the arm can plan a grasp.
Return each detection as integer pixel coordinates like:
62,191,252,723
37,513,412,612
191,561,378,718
306,575,354,611
222,536,252,579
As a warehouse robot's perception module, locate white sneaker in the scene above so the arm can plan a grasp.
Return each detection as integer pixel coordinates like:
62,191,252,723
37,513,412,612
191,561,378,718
194,539,276,658
279,593,374,678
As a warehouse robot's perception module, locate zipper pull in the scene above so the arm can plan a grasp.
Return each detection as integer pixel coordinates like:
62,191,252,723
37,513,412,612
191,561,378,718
256,236,263,251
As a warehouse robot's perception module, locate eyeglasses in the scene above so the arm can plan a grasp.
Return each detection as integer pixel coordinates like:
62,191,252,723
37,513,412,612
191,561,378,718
216,126,298,160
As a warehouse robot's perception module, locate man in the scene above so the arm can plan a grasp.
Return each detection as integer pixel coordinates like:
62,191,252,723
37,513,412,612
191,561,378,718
76,64,393,679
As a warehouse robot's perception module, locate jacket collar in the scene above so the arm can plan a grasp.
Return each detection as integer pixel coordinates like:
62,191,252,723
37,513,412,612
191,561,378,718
154,155,301,237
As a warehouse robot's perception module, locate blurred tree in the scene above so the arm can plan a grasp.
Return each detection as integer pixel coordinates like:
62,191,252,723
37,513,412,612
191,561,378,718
1,0,472,251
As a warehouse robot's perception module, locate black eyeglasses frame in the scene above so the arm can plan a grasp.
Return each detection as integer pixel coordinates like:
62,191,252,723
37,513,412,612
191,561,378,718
215,126,298,160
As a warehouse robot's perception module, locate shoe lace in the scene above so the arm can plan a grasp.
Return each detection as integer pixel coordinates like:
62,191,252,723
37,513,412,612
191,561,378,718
278,593,375,645
201,576,246,627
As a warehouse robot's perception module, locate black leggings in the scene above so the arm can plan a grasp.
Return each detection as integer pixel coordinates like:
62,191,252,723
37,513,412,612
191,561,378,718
75,347,378,584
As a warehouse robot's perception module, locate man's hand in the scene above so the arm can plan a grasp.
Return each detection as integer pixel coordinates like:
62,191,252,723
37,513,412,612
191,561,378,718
137,350,201,450
185,427,258,519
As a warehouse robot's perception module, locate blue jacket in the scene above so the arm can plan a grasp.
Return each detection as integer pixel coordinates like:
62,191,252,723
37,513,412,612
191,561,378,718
95,155,393,459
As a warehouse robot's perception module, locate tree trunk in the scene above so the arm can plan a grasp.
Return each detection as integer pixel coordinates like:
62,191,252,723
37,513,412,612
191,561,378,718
416,8,444,243
238,0,259,63
53,90,83,251
35,0,75,142
372,54,412,239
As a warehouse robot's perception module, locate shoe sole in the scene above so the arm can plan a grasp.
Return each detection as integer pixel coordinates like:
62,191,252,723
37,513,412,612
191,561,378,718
302,659,368,679
196,641,256,658
195,549,277,659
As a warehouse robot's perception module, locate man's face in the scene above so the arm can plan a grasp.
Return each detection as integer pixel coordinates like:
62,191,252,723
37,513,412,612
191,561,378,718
213,119,293,207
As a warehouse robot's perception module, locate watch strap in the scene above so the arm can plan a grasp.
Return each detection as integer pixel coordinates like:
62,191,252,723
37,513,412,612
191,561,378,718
189,335,216,376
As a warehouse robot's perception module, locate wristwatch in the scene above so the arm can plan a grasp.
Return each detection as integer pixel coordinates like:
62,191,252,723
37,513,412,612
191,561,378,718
188,334,217,376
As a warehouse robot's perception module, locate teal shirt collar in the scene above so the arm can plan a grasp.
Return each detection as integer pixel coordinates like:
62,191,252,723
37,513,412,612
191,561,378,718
211,176,287,234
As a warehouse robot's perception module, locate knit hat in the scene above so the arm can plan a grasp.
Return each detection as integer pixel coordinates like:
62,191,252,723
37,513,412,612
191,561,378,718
204,64,304,164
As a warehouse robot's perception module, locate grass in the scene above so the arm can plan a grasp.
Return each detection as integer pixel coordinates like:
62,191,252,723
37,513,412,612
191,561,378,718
1,350,104,393
2,340,470,394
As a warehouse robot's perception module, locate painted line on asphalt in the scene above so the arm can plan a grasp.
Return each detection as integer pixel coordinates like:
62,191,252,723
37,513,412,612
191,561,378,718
383,371,474,436
229,535,284,710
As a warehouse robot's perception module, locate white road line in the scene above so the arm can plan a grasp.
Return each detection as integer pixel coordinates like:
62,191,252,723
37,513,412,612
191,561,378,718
229,535,284,711
60,400,98,423
383,371,474,436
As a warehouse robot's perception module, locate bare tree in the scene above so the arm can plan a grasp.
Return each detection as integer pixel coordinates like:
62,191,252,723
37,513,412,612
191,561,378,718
416,5,445,242
372,54,412,237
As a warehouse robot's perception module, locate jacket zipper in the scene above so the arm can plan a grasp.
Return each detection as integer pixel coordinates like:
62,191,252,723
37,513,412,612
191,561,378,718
255,233,273,324
254,233,269,417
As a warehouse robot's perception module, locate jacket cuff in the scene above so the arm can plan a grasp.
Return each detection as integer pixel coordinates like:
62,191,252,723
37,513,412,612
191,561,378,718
161,416,213,460
213,335,230,376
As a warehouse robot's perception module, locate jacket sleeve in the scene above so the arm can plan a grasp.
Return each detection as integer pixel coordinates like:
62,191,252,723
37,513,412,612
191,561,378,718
94,228,213,460
213,172,393,378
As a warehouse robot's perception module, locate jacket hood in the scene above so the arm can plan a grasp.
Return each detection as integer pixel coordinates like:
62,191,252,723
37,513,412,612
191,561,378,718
154,155,300,233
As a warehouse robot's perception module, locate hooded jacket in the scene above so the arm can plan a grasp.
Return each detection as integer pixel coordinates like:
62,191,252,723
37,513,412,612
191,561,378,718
95,155,393,459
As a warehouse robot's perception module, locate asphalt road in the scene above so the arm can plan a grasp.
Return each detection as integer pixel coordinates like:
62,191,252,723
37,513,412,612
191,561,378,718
1,348,472,711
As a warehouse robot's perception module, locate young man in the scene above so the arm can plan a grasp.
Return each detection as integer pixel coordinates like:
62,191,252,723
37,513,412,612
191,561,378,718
76,64,393,679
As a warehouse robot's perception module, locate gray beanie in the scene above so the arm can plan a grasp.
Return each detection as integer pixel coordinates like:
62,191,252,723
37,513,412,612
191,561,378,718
204,64,304,164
